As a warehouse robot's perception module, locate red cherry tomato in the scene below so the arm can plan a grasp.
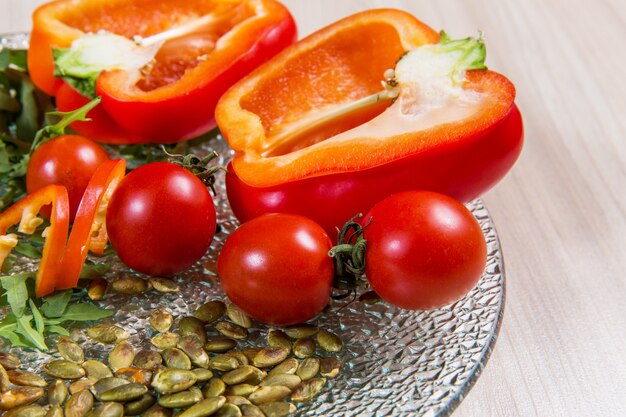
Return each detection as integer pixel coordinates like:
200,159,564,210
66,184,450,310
217,214,334,326
26,134,109,220
106,162,216,276
363,191,487,310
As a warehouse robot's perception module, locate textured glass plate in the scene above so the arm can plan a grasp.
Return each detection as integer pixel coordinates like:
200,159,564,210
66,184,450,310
1,32,505,417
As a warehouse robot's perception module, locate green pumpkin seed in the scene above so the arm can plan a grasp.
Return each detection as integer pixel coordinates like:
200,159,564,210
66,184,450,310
85,402,124,417
91,378,130,401
248,386,291,405
142,405,172,417
133,350,163,370
64,390,93,417
283,324,318,339
82,361,113,383
68,380,94,395
178,317,207,345
178,397,226,417
111,277,147,294
225,352,248,367
252,347,289,368
209,355,239,372
150,369,197,394
226,304,252,329
177,336,209,368
319,357,341,378
240,349,261,364
214,403,242,417
191,368,213,383
124,393,156,416
193,301,226,324
258,402,295,417
0,364,10,392
203,337,237,353
161,348,192,370
267,358,298,377
48,380,68,405
148,277,180,293
151,333,180,350
316,330,343,352
222,366,265,386
43,360,86,380
57,337,85,364
87,325,130,345
86,278,108,301
108,342,135,372
99,382,147,402
149,309,174,333
201,378,226,398
239,404,265,417
157,388,203,409
225,396,251,406
259,374,301,390
215,322,247,340
266,330,291,353
292,338,315,359
295,357,319,381
291,378,326,403
0,352,20,370
224,384,258,398
4,404,46,417
0,386,44,410
44,405,64,417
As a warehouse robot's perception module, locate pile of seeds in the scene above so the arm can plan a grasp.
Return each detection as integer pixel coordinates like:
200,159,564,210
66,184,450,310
0,300,343,417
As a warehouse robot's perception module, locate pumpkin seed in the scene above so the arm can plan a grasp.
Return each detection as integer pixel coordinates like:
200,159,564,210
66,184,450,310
283,324,318,339
133,350,163,370
225,396,251,406
157,388,202,409
258,402,295,417
222,366,265,386
239,404,265,417
0,364,10,392
201,378,226,398
295,357,319,381
87,325,130,345
214,403,242,417
0,352,20,370
115,367,152,385
193,301,225,324
0,386,44,410
142,405,172,417
82,361,113,383
64,390,93,417
47,380,68,405
111,277,147,295
161,348,192,370
191,368,213,383
149,309,174,333
248,386,291,405
223,384,258,398
266,330,291,353
57,337,85,364
86,278,108,301
291,378,326,403
259,374,301,390
85,402,124,417
150,369,197,394
226,304,252,329
68,380,94,395
215,322,247,340
178,397,226,417
99,382,147,402
151,333,180,350
91,378,130,401
178,317,207,344
203,337,237,353
43,360,86,380
240,349,261,364
292,338,315,359
319,357,341,378
4,404,46,417
44,405,63,417
225,352,248,367
148,277,179,293
252,347,289,368
267,358,298,377
177,336,209,368
108,342,135,372
209,355,239,372
316,330,343,352
124,393,156,416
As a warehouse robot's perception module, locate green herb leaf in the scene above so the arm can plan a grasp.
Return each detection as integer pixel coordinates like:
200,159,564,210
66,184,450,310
0,328,30,347
58,303,114,321
16,315,48,350
0,313,17,332
45,325,70,336
0,273,33,317
14,241,43,259
15,74,39,142
9,51,28,72
40,290,72,318
79,262,110,279
0,49,9,70
29,299,45,334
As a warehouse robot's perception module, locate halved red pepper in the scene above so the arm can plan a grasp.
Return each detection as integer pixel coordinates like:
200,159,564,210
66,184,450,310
216,9,524,236
0,185,70,297
28,0,297,143
59,159,126,289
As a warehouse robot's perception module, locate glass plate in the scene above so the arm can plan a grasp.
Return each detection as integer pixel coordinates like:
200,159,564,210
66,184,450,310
1,32,505,417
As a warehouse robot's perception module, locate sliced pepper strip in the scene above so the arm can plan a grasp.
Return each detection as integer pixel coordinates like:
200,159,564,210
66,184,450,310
0,185,70,297
59,159,126,290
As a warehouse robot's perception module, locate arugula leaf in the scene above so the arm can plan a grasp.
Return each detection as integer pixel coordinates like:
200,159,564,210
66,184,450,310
45,325,70,336
15,74,40,142
14,241,42,259
16,315,48,350
29,299,45,334
0,49,9,70
40,290,72,318
79,263,110,279
0,328,30,347
58,303,114,321
0,313,17,332
0,273,32,317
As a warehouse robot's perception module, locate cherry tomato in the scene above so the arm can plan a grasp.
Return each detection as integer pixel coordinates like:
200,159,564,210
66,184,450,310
217,214,334,326
362,191,487,310
26,134,109,220
106,162,216,276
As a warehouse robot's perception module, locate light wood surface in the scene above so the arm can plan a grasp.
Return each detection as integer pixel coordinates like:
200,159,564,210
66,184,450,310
1,1,625,416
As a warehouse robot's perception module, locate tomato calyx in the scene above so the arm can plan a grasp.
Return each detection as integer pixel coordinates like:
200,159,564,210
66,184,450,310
328,214,370,299
163,147,223,194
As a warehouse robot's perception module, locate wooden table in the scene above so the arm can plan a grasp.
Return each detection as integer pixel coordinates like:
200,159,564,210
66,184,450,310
2,1,625,416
